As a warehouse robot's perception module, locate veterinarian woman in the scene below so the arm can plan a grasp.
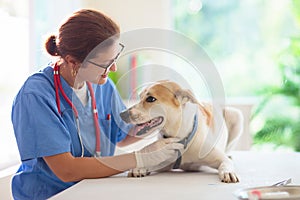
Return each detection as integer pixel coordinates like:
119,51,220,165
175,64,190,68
11,9,183,200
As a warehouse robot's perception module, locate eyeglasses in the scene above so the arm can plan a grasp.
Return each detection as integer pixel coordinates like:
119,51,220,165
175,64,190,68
87,43,125,73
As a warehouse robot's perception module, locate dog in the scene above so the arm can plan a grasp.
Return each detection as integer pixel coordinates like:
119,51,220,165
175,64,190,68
120,80,243,183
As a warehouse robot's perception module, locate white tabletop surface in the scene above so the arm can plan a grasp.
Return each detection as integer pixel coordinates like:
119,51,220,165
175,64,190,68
50,151,300,200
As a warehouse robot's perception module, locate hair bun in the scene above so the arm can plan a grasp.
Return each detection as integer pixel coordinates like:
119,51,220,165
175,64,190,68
45,35,60,56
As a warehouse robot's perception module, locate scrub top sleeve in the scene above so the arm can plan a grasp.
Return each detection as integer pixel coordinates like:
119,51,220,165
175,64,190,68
110,88,133,142
12,93,71,161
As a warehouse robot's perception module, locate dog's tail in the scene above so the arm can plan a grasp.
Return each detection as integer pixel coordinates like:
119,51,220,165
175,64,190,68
223,107,244,152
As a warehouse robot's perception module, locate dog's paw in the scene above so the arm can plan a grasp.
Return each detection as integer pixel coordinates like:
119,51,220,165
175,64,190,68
219,171,239,183
127,168,150,178
218,162,239,183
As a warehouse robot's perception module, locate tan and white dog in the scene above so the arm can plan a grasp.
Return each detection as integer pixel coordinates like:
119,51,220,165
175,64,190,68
120,80,243,183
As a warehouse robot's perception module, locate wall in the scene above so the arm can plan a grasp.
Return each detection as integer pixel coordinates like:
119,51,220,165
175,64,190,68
81,0,172,32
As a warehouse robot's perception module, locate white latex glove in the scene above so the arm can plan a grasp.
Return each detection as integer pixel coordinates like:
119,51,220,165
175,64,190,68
134,138,184,169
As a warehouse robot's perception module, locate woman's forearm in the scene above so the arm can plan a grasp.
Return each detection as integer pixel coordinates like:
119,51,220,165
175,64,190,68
117,126,143,147
117,134,143,147
44,152,136,182
95,152,137,174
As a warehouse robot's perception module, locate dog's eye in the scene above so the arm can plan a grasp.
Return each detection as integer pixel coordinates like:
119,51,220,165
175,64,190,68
146,96,157,102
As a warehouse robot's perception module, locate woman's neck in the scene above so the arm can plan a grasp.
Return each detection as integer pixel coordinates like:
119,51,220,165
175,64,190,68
58,63,84,89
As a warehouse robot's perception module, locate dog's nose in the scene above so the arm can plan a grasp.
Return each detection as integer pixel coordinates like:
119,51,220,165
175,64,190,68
120,110,131,123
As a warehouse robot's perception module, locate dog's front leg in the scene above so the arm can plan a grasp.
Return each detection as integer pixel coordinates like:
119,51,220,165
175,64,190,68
218,158,239,183
203,148,239,183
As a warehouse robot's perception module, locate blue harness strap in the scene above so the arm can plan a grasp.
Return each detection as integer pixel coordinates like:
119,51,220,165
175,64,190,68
172,114,198,169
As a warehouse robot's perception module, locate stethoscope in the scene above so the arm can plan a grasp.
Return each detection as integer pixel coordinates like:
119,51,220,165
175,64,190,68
53,63,101,157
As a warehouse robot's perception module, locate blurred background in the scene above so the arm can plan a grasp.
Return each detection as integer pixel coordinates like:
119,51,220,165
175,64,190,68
1,0,299,172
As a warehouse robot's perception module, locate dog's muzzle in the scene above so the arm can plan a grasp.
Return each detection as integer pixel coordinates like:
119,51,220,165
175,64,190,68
120,110,131,123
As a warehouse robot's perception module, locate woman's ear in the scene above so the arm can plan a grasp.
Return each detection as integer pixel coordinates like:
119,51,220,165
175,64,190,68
64,55,80,66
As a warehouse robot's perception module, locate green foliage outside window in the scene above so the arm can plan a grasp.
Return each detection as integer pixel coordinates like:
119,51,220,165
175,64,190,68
172,0,294,97
253,0,300,151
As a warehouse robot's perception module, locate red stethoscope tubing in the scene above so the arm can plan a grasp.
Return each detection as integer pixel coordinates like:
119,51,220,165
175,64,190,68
87,82,101,156
53,63,101,157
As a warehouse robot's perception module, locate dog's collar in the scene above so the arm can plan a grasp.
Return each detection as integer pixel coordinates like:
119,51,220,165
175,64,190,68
171,114,198,169
179,114,198,148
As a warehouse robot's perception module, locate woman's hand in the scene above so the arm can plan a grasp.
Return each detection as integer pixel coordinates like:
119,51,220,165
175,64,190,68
134,138,184,169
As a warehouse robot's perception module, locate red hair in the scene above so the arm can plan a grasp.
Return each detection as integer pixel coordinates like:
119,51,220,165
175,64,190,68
45,9,120,62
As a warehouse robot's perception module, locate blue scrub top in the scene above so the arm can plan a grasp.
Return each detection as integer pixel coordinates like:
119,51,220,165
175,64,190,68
11,65,132,200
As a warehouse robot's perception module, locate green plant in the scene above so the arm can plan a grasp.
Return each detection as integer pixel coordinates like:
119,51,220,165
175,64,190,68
253,1,300,151
108,71,119,84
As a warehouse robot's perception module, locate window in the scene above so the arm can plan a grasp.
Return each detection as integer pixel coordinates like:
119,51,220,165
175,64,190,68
0,0,29,170
172,0,300,151
0,0,82,171
172,0,296,97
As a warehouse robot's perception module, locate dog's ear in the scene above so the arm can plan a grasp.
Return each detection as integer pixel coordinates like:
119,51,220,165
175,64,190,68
174,89,198,105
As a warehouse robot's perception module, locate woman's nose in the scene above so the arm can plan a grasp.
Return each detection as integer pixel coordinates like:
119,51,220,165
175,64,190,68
110,63,117,72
